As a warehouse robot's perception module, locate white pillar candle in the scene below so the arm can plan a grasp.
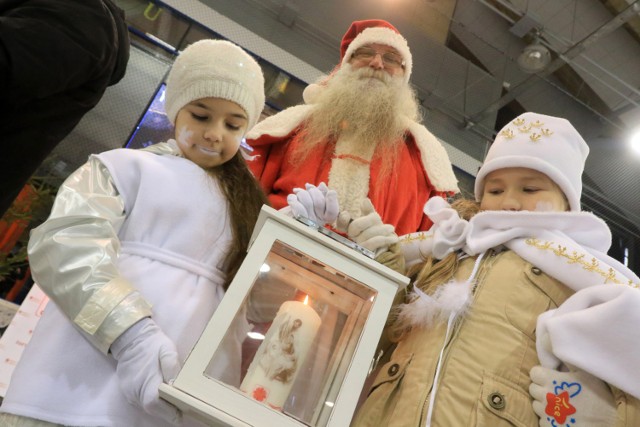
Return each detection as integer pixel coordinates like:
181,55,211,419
240,298,321,410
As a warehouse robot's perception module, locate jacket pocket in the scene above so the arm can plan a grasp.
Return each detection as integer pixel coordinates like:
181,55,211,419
368,353,413,392
474,372,539,427
504,264,572,340
352,354,413,427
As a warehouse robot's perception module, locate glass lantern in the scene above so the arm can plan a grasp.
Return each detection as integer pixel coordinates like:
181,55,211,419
159,206,409,426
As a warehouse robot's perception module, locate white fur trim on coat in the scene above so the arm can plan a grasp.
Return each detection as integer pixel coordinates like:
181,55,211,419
247,105,460,193
406,120,459,192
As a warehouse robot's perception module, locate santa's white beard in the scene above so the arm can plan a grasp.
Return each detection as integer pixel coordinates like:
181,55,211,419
293,65,420,175
289,65,420,216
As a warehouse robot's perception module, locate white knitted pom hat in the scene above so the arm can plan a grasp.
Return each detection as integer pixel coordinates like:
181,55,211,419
164,39,265,130
474,112,589,212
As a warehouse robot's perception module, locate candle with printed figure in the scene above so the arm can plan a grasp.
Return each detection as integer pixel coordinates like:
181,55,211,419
240,295,321,410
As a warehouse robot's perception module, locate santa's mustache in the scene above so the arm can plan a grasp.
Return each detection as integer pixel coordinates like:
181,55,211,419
354,67,391,84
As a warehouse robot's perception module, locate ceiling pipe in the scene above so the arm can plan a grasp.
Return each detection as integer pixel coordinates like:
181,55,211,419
570,54,640,110
477,0,519,24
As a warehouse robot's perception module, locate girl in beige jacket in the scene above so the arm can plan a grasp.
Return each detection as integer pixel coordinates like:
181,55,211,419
352,112,640,427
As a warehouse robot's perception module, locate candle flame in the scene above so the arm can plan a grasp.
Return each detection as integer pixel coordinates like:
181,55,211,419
303,295,309,305
247,331,265,340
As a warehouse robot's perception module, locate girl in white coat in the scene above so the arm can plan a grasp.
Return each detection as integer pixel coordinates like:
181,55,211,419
0,39,268,427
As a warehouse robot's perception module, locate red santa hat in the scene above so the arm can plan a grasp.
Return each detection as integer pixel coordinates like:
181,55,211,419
340,19,413,83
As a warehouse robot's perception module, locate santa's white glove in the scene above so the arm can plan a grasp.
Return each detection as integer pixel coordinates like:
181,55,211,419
529,366,616,427
286,182,339,226
111,318,183,426
338,199,398,256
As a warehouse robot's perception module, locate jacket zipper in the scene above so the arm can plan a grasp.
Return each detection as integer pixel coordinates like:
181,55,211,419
417,250,497,426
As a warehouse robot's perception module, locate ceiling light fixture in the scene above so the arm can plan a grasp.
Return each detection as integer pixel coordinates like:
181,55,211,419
517,32,551,74
630,129,640,155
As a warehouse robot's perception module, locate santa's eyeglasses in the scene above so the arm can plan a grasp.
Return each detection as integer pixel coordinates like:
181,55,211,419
351,47,405,69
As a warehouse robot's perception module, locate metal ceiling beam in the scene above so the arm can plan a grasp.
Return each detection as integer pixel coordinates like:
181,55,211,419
468,0,640,129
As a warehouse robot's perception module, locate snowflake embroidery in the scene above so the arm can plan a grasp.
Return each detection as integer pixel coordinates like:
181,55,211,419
525,238,640,288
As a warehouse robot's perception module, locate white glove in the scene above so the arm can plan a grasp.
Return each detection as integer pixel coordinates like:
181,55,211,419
338,199,398,256
111,318,183,425
529,366,616,427
286,182,339,226
423,196,470,259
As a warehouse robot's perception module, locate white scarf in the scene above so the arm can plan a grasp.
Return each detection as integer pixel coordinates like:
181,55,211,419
398,197,640,398
466,209,638,290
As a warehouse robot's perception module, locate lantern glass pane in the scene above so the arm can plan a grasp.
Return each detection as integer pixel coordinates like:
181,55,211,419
203,239,377,426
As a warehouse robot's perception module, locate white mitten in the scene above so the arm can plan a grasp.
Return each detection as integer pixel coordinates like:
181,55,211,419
344,199,398,256
529,366,616,427
286,182,339,226
110,318,183,426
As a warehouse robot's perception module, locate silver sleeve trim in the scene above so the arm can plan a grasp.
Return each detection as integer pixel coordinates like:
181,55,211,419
27,157,151,353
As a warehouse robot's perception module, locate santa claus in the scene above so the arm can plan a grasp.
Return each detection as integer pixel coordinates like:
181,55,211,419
247,19,459,244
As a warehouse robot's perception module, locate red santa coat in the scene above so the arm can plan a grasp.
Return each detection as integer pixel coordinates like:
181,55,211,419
246,104,459,236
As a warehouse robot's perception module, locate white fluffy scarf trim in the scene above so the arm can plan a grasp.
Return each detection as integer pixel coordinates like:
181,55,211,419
397,277,474,329
397,251,487,329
